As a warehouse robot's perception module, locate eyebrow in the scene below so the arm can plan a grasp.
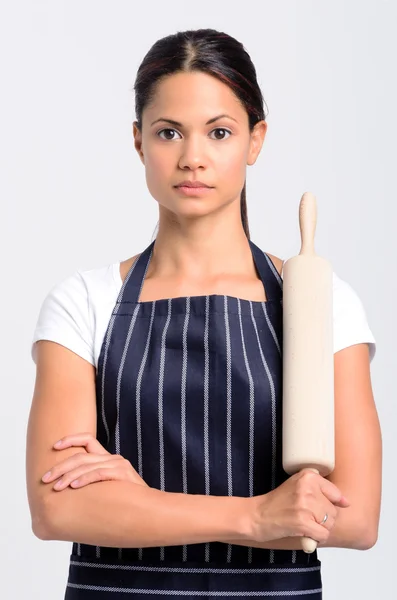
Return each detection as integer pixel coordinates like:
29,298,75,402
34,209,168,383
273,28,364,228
150,114,238,127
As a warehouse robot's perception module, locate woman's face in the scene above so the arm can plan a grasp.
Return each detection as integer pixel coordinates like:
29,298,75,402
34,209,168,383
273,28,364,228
133,71,267,221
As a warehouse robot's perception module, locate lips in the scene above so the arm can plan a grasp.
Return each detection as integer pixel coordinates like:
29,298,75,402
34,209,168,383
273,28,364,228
175,181,212,188
174,183,214,196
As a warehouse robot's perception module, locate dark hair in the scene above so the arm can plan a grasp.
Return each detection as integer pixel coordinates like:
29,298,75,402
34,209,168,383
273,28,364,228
133,28,268,239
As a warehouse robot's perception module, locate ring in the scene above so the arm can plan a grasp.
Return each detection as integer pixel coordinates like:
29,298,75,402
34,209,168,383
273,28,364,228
320,513,328,525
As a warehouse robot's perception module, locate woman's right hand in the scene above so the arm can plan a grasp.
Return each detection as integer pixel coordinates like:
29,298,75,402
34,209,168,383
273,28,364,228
248,468,350,546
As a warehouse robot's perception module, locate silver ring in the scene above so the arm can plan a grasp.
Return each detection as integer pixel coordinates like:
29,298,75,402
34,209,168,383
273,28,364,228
320,513,328,525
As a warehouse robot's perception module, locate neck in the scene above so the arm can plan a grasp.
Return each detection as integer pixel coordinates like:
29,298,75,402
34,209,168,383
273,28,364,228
149,207,255,280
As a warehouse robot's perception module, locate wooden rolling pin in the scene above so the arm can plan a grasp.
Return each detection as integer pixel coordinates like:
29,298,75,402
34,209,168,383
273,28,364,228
282,192,335,553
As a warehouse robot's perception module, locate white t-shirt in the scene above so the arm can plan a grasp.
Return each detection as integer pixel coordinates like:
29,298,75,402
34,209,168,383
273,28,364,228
31,260,376,369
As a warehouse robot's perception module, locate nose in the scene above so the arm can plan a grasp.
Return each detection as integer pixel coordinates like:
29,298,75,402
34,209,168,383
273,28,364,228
178,135,208,170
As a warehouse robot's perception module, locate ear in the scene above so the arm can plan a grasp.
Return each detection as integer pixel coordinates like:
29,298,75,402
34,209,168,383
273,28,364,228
133,121,145,164
247,120,267,166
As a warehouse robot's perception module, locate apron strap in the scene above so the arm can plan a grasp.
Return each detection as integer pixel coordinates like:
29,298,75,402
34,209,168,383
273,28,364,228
249,240,283,303
118,239,282,304
117,240,155,304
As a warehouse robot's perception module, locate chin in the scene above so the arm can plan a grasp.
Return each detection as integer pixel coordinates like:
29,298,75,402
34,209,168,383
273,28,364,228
162,194,221,216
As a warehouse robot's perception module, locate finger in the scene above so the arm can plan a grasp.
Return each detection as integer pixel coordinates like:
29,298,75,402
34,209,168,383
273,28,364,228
305,523,331,545
299,512,333,545
72,461,130,486
70,466,127,489
67,466,150,490
69,470,104,488
315,511,335,531
41,449,87,482
298,470,350,508
336,496,350,508
42,452,119,483
52,459,122,490
53,433,109,455
319,478,350,507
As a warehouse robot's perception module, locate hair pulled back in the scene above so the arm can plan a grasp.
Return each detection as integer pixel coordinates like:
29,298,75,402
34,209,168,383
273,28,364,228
133,29,268,239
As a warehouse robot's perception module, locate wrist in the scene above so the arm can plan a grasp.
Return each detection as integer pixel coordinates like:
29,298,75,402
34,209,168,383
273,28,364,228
214,496,254,542
231,495,263,542
245,494,269,543
238,496,257,541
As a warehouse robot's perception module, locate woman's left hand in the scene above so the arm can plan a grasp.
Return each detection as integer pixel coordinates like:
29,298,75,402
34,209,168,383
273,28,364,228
41,433,149,491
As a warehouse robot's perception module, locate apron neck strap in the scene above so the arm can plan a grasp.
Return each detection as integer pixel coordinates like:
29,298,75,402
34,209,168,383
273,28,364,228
118,240,155,304
249,240,283,303
118,239,282,304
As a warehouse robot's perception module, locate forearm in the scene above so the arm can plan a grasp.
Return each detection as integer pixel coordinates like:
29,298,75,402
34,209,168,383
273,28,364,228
223,507,373,551
221,530,355,551
37,481,252,548
221,537,305,550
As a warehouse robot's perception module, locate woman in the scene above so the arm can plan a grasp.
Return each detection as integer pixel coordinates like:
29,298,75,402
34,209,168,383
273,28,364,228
26,28,381,599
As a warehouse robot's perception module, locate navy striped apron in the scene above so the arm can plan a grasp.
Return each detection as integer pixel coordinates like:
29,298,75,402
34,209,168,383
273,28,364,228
65,239,322,598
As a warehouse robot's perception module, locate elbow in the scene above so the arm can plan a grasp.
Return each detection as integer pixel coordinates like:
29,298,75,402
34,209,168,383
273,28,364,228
30,495,60,541
31,511,52,541
354,525,379,551
325,513,379,550
32,518,52,541
354,506,381,550
348,512,379,550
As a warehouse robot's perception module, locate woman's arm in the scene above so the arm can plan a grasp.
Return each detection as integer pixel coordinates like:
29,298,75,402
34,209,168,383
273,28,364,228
222,343,382,551
26,341,251,547
38,480,251,547
322,342,381,548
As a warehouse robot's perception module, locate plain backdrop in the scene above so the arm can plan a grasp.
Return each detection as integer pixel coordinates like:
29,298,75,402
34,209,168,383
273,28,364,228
1,1,395,598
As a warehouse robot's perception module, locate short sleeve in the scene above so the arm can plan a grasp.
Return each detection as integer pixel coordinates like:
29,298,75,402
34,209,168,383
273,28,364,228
31,271,95,366
333,272,376,362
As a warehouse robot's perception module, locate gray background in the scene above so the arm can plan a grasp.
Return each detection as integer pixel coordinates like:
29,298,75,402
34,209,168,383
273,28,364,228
1,1,395,597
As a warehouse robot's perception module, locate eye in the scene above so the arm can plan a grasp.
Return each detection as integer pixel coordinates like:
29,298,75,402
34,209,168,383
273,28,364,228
157,128,182,140
156,127,232,141
209,128,232,140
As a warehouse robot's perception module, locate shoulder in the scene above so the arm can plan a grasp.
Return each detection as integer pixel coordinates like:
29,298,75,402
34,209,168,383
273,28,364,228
119,254,140,285
332,271,369,315
31,262,118,366
46,262,118,307
332,272,376,361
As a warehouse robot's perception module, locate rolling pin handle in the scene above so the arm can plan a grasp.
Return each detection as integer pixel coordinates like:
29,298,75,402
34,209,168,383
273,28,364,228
299,192,317,257
301,467,320,553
